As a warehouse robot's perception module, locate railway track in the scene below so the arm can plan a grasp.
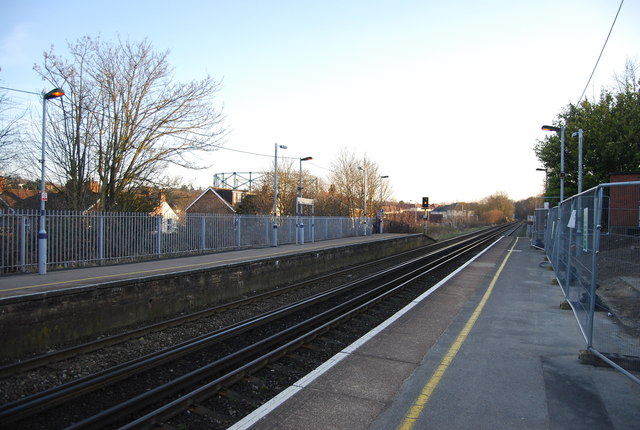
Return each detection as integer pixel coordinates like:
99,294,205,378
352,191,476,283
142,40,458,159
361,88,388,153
0,223,519,429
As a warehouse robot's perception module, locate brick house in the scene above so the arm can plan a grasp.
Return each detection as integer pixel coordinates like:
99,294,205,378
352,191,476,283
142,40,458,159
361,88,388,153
184,187,241,214
608,171,640,234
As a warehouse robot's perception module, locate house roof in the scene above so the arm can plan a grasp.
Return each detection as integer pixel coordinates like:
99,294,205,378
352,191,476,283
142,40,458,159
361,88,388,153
164,189,205,213
0,189,73,211
185,187,236,213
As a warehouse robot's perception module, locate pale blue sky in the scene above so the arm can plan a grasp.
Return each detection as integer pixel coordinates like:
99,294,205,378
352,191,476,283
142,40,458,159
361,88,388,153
1,1,638,203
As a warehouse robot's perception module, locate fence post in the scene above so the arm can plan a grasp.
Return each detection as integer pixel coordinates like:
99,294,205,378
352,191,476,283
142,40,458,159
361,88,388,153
98,215,104,263
236,215,242,248
20,215,26,272
565,202,575,297
265,217,270,246
555,204,562,275
156,216,162,258
201,216,206,252
587,186,603,349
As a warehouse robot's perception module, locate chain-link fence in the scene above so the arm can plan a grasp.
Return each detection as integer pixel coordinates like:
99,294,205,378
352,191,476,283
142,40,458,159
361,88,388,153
0,210,373,274
543,181,640,383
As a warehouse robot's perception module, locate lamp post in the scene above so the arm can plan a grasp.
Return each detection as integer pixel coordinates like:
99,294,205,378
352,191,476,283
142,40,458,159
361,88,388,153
378,175,388,233
39,88,65,274
0,86,65,274
273,143,287,247
542,124,564,271
358,166,367,235
572,129,583,193
541,125,565,202
536,168,548,188
297,156,312,244
536,167,548,196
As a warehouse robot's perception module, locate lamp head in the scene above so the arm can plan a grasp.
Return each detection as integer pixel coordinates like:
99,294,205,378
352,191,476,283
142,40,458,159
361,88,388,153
541,124,561,133
301,156,313,161
44,88,64,100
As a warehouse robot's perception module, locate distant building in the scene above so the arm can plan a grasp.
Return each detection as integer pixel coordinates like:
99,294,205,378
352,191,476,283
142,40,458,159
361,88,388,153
431,203,476,225
608,171,640,234
185,187,244,215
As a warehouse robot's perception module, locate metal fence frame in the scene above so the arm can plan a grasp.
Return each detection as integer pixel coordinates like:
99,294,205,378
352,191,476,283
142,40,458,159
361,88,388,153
529,207,548,250
0,211,373,274
539,181,640,384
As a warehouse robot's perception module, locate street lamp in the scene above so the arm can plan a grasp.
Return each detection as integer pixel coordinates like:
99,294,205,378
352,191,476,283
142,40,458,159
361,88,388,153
358,166,367,235
536,168,548,209
297,156,312,244
40,88,66,274
541,124,565,202
378,175,389,233
536,167,548,192
0,86,65,274
272,143,287,247
572,129,583,193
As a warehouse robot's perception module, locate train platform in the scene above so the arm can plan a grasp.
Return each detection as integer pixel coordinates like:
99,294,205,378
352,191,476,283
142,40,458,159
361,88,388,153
233,235,640,429
0,233,413,300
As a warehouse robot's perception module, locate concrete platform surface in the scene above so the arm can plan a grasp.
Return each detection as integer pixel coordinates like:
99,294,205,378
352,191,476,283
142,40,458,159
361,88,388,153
234,235,640,430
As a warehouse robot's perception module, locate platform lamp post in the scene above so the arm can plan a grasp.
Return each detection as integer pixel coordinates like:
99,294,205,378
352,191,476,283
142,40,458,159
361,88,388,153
0,86,65,274
297,156,312,244
541,124,564,272
272,143,288,247
541,125,565,202
536,168,548,207
358,166,367,235
39,88,66,274
571,129,585,257
572,129,584,193
378,175,388,233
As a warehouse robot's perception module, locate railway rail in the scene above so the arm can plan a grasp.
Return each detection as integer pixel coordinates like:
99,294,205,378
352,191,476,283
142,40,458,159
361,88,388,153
0,223,519,429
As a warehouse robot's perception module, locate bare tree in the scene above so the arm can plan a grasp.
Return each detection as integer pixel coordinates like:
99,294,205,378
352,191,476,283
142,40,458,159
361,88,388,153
0,91,22,174
478,191,515,223
328,148,390,218
34,36,227,211
328,148,361,217
32,39,98,209
613,58,639,93
252,158,298,216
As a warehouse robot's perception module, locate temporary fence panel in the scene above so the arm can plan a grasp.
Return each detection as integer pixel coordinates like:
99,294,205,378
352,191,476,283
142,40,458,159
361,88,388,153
530,208,548,249
541,181,640,383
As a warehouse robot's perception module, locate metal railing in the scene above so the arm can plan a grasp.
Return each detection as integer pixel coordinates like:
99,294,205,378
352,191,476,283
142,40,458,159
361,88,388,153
540,181,640,383
0,210,373,274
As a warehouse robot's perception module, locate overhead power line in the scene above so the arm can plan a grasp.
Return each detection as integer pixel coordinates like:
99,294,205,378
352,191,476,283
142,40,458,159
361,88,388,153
576,0,624,106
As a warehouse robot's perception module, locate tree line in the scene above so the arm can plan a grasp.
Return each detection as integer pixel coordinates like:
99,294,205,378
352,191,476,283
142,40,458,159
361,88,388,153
534,60,640,204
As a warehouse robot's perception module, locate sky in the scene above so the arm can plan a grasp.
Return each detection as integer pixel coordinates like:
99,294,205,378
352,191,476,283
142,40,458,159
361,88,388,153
1,0,639,204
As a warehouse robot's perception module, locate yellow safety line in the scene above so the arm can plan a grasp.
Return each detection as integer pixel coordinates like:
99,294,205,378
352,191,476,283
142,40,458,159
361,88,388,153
2,247,312,292
397,237,519,430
